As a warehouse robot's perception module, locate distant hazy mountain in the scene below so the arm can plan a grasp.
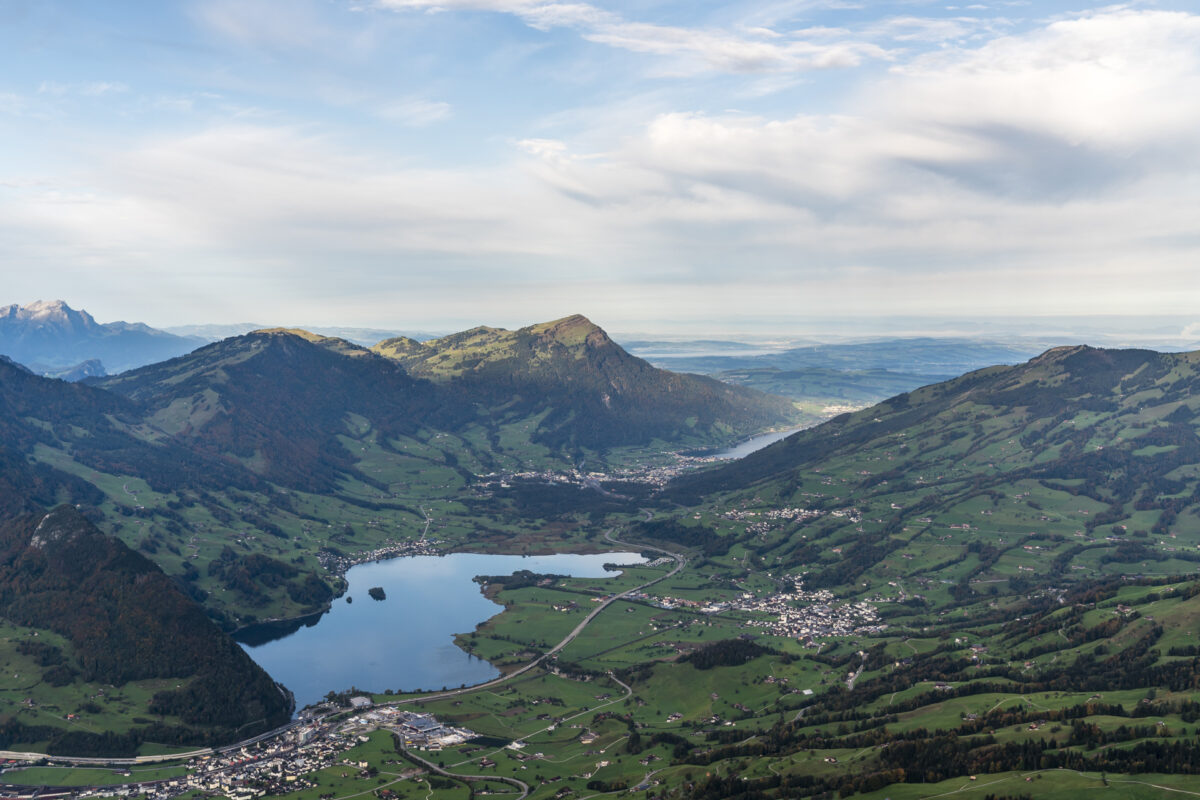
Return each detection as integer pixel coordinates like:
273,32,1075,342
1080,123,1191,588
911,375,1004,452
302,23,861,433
713,366,945,408
0,300,205,373
28,358,107,381
641,336,1049,377
164,322,440,346
619,338,813,358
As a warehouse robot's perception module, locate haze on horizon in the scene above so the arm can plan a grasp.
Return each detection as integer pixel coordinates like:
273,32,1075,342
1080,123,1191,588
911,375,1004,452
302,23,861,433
2,1,1199,334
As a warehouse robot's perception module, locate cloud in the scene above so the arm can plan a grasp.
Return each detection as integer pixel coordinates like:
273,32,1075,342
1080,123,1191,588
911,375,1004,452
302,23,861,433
377,98,452,126
582,21,886,73
38,81,130,97
868,15,1009,43
80,82,130,96
0,92,25,115
887,9,1200,149
375,0,889,73
584,8,1200,207
503,7,1200,285
6,7,1200,323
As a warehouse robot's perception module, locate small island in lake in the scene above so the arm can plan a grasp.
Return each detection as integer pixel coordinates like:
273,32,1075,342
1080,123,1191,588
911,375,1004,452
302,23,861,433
368,586,386,601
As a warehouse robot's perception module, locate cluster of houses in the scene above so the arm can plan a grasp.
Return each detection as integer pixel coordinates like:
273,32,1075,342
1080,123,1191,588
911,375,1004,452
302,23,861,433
731,581,886,641
316,537,442,575
475,447,753,495
722,506,823,535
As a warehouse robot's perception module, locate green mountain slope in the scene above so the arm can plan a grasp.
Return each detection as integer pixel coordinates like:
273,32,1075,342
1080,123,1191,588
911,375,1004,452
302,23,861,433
0,506,291,756
374,314,798,452
0,355,261,512
573,345,1200,798
95,328,448,493
675,345,1200,515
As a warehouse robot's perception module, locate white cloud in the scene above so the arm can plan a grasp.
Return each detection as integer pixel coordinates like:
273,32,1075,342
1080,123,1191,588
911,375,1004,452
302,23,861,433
39,81,130,96
375,0,889,73
80,81,130,96
6,7,1200,322
503,7,1200,289
0,92,25,115
887,9,1200,151
582,21,886,73
869,15,1008,43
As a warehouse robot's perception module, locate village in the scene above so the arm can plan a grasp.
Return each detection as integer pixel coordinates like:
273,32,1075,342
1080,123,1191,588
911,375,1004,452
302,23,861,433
730,581,887,641
0,703,474,800
625,578,885,643
473,448,741,496
316,538,444,577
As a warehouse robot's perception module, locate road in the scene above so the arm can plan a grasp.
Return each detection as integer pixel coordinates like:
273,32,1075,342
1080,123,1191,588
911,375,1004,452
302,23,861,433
400,747,530,800
845,653,866,691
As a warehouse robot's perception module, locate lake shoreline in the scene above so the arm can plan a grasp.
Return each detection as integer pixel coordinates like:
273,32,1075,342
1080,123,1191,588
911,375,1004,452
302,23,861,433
237,550,646,709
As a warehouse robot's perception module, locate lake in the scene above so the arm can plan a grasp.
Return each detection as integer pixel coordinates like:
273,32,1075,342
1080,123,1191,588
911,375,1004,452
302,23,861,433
237,551,644,710
712,428,801,460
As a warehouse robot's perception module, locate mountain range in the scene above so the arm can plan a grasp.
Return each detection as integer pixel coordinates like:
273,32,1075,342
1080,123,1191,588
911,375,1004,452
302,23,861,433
0,314,797,629
0,312,802,754
9,312,1200,778
162,323,440,347
0,300,205,374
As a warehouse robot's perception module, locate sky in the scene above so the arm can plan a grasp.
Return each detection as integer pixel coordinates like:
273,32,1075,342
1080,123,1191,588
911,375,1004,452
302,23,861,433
1,0,1199,334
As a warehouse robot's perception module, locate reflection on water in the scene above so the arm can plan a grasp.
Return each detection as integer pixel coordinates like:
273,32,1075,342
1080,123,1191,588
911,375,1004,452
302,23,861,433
237,551,643,710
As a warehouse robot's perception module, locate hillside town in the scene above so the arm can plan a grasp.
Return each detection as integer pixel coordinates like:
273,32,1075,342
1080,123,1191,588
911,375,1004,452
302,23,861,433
731,581,886,641
628,579,885,642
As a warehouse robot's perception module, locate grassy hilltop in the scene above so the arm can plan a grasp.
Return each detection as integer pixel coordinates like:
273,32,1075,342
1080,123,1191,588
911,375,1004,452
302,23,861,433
374,314,798,452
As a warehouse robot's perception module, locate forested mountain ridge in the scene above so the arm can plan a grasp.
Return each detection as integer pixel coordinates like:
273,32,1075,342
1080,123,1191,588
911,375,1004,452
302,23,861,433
94,329,449,492
0,506,291,755
583,345,1200,798
93,320,795,489
0,354,261,517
